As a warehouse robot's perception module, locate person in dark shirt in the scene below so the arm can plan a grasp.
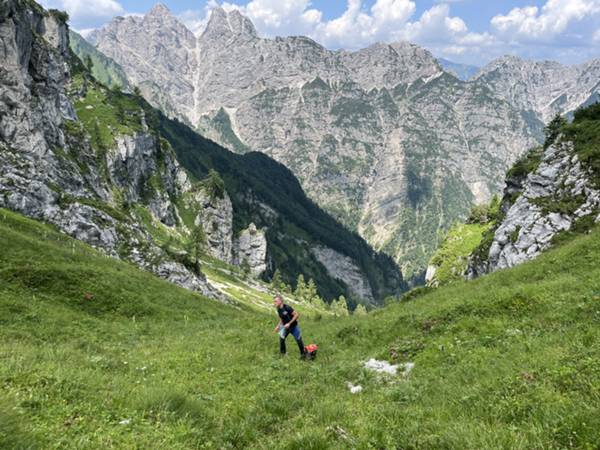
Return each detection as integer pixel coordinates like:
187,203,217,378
273,294,306,358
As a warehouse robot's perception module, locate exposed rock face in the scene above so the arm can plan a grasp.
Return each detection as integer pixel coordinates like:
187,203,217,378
89,6,557,279
475,56,600,123
193,189,234,264
0,1,218,299
190,190,270,275
233,223,268,276
312,246,375,303
424,265,437,286
94,3,198,123
468,140,600,277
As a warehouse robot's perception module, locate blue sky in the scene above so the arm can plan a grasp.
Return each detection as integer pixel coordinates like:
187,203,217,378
40,0,600,65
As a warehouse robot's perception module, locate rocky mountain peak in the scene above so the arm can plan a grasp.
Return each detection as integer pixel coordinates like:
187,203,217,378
473,55,600,123
147,3,171,18
202,7,258,41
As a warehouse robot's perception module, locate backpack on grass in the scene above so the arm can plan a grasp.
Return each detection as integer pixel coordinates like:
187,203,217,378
305,344,318,360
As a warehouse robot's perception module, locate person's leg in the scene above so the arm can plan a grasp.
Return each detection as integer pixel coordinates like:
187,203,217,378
280,329,288,354
290,326,305,357
279,337,287,354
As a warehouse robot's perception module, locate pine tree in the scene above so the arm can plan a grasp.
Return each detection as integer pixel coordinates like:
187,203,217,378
202,169,225,200
354,304,368,316
333,295,349,317
115,102,125,123
544,114,567,148
306,278,318,304
92,121,104,152
271,269,284,292
312,295,327,310
241,258,251,280
187,225,205,275
294,274,306,301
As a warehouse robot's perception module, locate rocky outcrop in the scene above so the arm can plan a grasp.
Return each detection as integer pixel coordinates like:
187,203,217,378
424,265,437,286
233,223,268,276
193,189,234,264
312,246,375,303
0,0,218,299
467,139,600,277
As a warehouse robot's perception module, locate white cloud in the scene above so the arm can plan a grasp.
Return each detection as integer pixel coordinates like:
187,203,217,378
310,0,416,49
178,8,211,35
491,0,600,43
39,0,124,29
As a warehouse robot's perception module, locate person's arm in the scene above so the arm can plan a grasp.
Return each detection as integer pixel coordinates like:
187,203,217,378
274,319,283,332
285,311,299,328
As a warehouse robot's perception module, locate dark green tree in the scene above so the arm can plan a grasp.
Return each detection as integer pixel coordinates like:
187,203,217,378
544,114,567,149
187,225,205,275
202,169,226,200
115,102,125,123
271,269,286,291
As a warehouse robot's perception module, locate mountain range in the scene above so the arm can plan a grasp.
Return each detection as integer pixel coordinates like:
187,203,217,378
0,0,403,305
79,4,600,281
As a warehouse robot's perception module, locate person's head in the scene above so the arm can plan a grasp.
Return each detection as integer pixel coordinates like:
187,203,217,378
273,295,283,308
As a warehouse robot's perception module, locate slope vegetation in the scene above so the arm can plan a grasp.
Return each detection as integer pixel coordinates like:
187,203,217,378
2,208,600,449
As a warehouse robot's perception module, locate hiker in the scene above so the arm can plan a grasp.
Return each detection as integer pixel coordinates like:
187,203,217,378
273,295,306,358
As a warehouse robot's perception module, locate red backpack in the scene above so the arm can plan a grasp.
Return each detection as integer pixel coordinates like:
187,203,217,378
305,344,318,360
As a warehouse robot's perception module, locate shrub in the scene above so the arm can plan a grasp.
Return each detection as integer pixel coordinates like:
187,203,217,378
201,169,226,200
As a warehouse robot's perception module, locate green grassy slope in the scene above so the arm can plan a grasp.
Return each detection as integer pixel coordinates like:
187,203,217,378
1,208,600,449
427,222,492,286
69,31,131,91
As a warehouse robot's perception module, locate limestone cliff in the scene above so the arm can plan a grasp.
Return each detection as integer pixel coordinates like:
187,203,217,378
0,0,218,298
467,106,600,276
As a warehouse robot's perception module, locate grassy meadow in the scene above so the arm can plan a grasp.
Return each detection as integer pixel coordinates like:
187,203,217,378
1,208,600,449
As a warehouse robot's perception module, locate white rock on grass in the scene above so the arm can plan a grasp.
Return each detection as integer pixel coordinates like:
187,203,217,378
347,382,363,394
364,358,414,377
